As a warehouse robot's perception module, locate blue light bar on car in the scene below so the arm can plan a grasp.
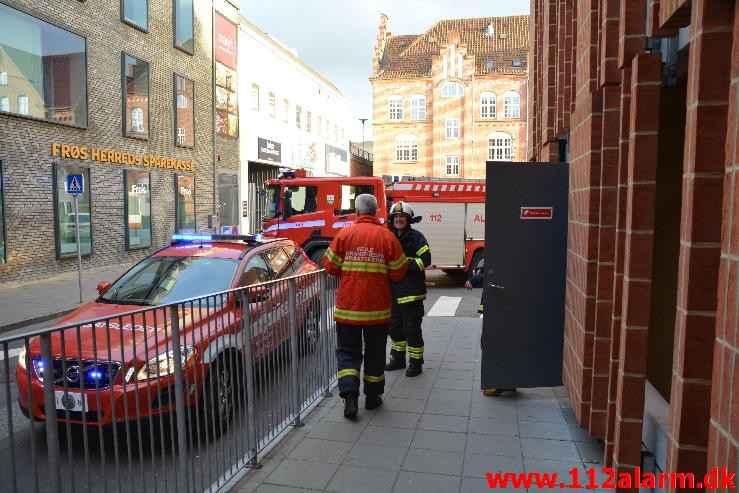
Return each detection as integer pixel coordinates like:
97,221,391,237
171,233,262,245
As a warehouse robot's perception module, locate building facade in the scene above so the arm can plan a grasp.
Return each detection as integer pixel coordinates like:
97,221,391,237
237,18,351,233
370,15,528,179
528,0,738,485
0,0,239,283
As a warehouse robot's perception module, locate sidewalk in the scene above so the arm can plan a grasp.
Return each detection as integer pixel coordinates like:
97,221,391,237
0,263,131,333
231,316,606,493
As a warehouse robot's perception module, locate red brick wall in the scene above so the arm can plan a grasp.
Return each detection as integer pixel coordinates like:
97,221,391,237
529,0,739,485
708,1,739,485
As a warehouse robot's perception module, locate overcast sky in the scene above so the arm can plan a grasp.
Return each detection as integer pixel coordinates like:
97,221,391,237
239,0,530,142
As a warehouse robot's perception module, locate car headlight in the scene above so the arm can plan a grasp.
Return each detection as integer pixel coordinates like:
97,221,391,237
17,346,27,372
133,346,196,381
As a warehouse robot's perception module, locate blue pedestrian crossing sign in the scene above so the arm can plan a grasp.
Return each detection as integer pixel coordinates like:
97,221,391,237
66,174,84,195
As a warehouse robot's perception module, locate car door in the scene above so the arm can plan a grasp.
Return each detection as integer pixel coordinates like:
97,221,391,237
238,251,278,358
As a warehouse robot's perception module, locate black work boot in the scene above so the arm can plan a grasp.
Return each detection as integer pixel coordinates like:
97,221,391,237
343,394,358,419
365,395,383,410
405,361,422,377
385,357,406,371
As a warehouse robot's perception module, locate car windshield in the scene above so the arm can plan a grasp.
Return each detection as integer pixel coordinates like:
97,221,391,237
99,255,240,306
261,184,282,221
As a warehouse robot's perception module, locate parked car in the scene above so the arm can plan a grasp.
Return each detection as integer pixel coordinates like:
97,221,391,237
16,233,321,432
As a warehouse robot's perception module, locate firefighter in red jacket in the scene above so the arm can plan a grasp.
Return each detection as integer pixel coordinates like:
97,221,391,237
385,201,432,377
323,194,408,419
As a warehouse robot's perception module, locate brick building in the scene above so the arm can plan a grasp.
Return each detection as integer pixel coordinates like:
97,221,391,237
0,0,240,282
370,14,529,179
528,0,738,485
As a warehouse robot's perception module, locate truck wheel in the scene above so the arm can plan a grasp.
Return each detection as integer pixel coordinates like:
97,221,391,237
309,247,326,266
468,250,485,278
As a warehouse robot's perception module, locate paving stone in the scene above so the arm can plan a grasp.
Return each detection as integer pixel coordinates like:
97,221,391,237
262,458,339,490
466,434,522,457
393,471,461,493
462,452,524,478
343,442,408,470
358,425,415,447
518,419,574,440
402,448,464,476
418,413,469,433
307,420,366,442
467,416,519,436
325,464,399,493
367,410,421,429
411,429,467,452
521,438,582,461
286,438,353,464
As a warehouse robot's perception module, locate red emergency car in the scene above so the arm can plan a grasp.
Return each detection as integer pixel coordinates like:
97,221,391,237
16,234,321,431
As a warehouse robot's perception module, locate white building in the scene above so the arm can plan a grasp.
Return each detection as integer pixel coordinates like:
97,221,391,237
237,17,351,233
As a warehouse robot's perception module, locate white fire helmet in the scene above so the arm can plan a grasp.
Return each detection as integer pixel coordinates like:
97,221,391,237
390,201,414,218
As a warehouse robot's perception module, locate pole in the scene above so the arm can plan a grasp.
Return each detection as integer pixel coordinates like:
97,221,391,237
359,118,367,151
73,194,82,303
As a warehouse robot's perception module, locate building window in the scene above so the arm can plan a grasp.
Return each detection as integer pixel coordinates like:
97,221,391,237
282,99,289,122
175,174,196,233
395,134,418,161
306,111,312,132
295,105,302,128
16,95,28,115
441,82,464,97
123,54,149,137
488,131,513,161
122,0,148,30
174,74,194,147
333,124,338,142
445,156,460,176
174,0,194,54
0,97,7,112
268,92,275,117
481,92,496,118
445,118,460,138
388,96,403,120
317,115,322,135
54,164,92,259
124,170,152,249
0,4,88,126
410,94,426,120
251,83,259,110
0,162,5,264
504,91,521,118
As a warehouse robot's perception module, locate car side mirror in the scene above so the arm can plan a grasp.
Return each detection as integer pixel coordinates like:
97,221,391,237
97,282,111,295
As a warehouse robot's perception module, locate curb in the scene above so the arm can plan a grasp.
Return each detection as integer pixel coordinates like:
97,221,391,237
0,309,75,336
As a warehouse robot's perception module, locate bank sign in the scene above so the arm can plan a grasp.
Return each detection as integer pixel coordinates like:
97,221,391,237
258,138,281,163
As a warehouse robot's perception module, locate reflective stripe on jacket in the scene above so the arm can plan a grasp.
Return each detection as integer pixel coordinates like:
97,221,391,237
323,215,408,325
390,227,431,304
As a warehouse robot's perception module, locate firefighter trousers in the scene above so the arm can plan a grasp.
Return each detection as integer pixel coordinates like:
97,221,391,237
336,322,387,398
388,300,424,364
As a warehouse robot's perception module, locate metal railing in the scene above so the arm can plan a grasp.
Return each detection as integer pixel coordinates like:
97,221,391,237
0,270,338,493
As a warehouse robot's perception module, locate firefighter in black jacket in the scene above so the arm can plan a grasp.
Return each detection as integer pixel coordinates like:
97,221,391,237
385,201,432,377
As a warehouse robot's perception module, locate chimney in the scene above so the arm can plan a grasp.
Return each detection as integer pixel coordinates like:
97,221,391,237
373,13,389,74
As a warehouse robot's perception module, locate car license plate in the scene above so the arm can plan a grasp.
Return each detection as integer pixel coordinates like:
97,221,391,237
54,391,88,412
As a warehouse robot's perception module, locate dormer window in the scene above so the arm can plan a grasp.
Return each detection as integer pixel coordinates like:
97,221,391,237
485,23,494,37
486,60,494,69
512,59,522,67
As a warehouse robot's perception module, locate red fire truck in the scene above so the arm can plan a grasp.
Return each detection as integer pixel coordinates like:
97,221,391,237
260,172,485,277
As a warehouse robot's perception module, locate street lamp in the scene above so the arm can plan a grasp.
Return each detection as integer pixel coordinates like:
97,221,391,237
359,118,367,151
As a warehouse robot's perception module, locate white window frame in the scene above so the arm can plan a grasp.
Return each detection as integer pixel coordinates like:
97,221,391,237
176,127,186,145
445,118,460,139
0,72,7,85
410,94,426,120
282,99,289,122
0,96,8,112
504,91,521,118
395,134,418,161
17,95,29,115
481,92,496,119
441,82,464,97
445,156,460,176
176,94,188,108
130,107,144,132
388,96,403,120
251,83,259,111
268,92,275,117
488,131,513,161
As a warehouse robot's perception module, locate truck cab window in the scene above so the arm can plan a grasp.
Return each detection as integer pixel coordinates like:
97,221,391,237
338,184,374,215
285,186,318,215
